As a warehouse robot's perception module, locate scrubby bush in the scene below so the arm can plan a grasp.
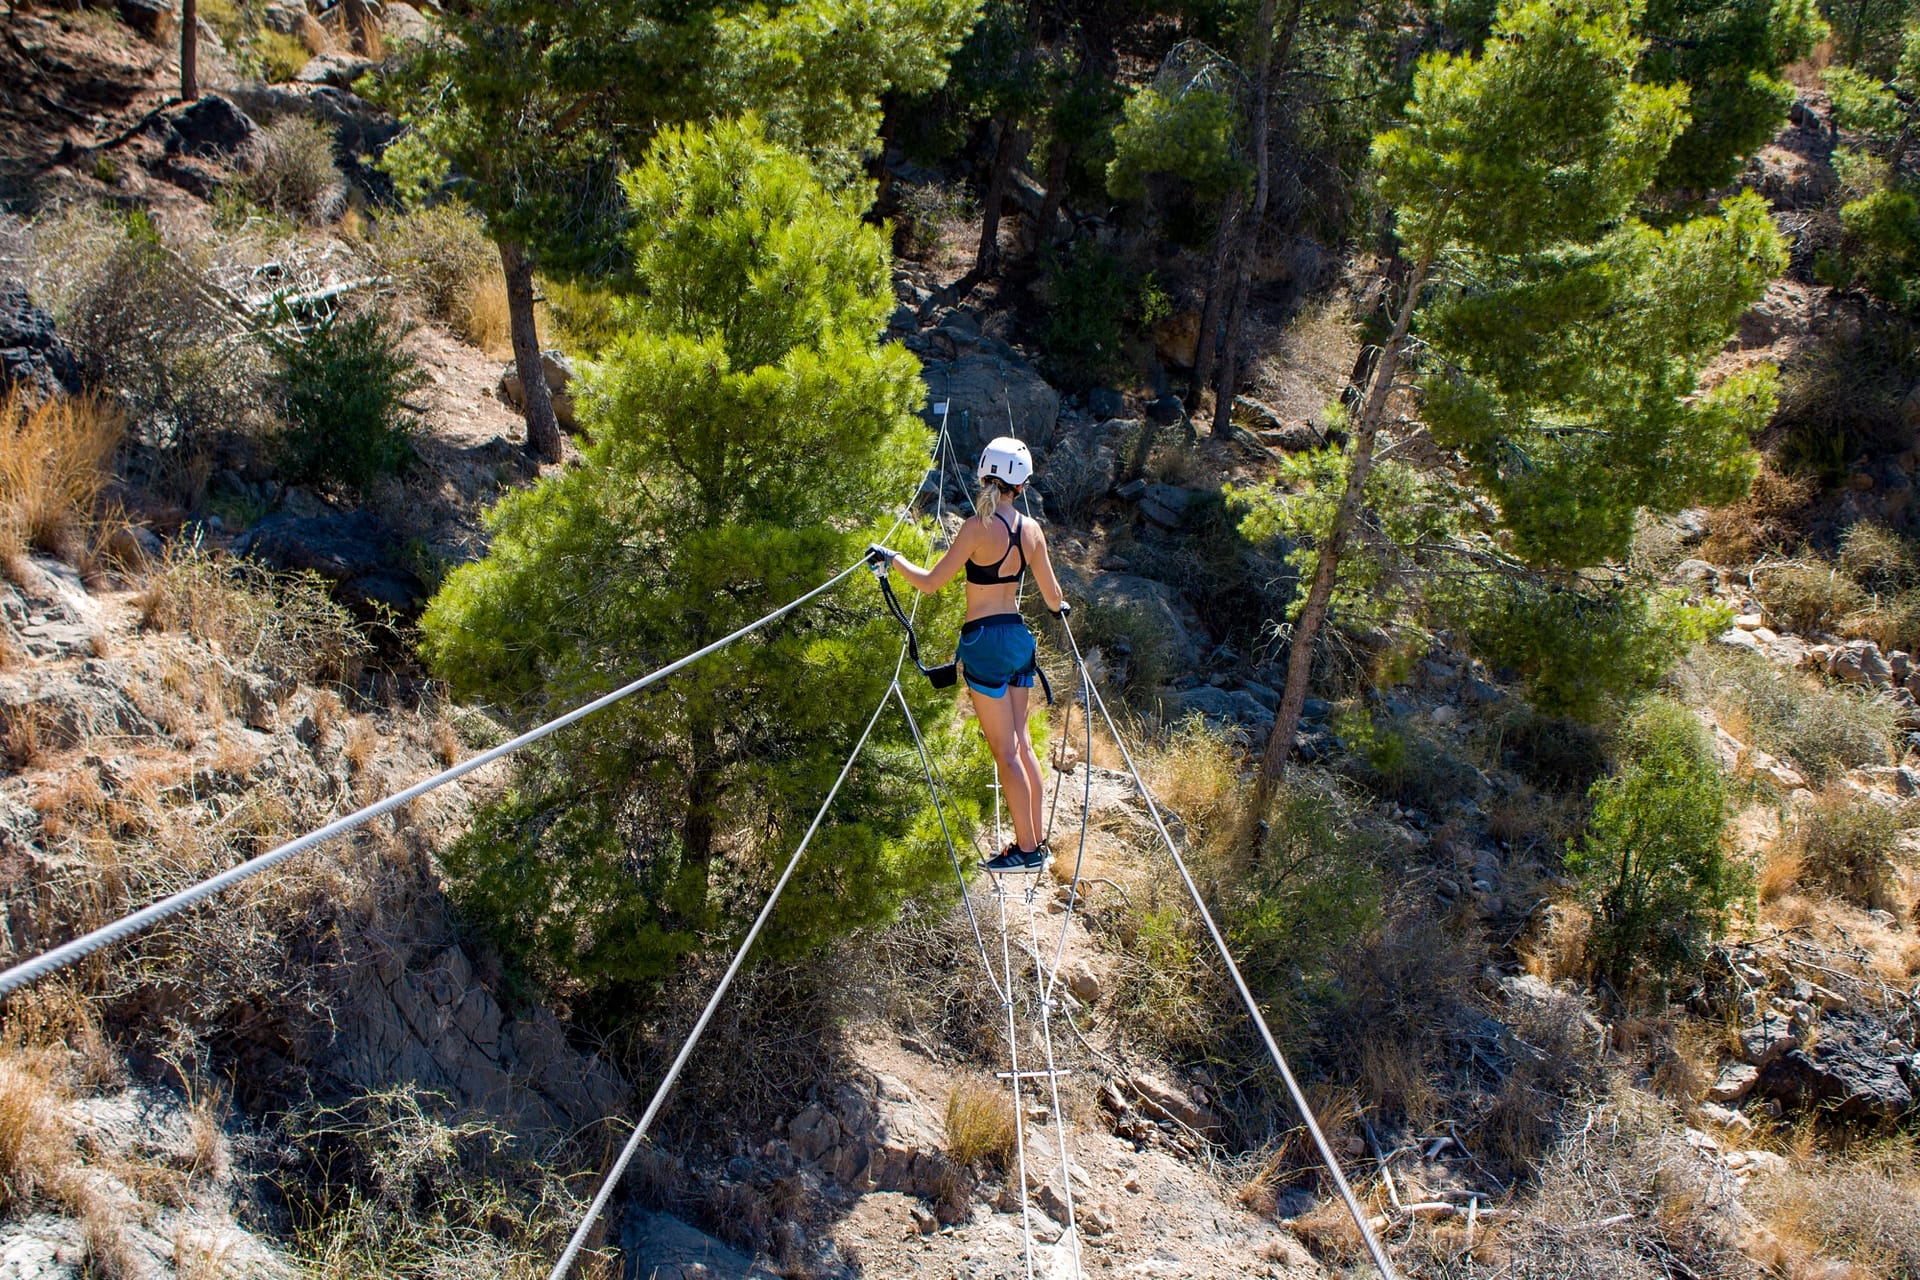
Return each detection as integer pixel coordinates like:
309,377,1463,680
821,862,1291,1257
1839,522,1919,592
1334,707,1479,812
1754,558,1869,635
1454,578,1726,721
242,117,345,223
1502,712,1609,794
369,204,507,349
1072,595,1172,697
0,386,124,572
267,308,423,497
893,180,972,260
30,206,262,453
1036,240,1167,391
1680,648,1895,784
1789,786,1905,910
1570,696,1739,993
138,540,370,686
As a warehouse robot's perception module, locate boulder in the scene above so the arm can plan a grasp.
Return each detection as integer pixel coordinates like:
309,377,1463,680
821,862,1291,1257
1054,565,1206,668
1130,483,1203,529
919,353,1060,459
229,82,403,153
237,512,426,615
261,3,307,35
1159,686,1275,737
164,95,260,162
1153,309,1201,368
1757,1015,1916,1125
1125,1072,1223,1137
294,52,378,89
1739,1012,1798,1067
497,351,578,431
1828,641,1894,688
1086,386,1126,419
117,0,174,41
620,1211,781,1280
1708,1060,1760,1102
0,283,82,398
379,1,436,44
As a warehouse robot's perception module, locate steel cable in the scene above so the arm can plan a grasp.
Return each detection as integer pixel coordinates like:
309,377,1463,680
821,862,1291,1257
545,650,911,1280
1076,669,1401,1280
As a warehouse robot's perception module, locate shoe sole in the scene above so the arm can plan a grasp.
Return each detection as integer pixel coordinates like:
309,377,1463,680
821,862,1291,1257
985,854,1053,876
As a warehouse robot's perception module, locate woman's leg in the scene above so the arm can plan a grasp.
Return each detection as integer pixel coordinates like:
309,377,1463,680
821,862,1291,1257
971,687,1041,851
1008,685,1045,844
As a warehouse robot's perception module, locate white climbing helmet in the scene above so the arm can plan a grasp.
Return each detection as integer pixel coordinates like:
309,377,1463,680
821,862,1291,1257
976,436,1034,487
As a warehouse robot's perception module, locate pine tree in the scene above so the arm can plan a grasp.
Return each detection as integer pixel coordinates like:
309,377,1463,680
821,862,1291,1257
420,120,961,992
1246,0,1785,804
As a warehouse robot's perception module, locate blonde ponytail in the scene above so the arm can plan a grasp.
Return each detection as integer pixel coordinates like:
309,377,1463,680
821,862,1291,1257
977,478,1009,529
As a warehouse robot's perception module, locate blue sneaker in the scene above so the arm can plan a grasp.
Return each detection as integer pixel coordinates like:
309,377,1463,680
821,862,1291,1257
984,845,1028,873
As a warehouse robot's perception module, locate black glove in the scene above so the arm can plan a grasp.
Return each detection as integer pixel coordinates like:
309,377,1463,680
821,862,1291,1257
866,544,898,566
1051,600,1071,618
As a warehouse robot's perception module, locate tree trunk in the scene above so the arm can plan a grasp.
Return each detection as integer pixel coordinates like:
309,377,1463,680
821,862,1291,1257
1254,257,1430,809
1032,130,1072,256
499,238,563,463
1211,0,1305,438
180,0,198,101
1185,189,1244,412
975,116,1026,279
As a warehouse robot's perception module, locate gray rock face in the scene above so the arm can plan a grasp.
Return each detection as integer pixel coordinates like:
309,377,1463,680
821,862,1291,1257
117,0,174,40
918,353,1060,460
294,52,378,89
1757,1015,1916,1124
1158,686,1274,737
261,2,306,35
1738,1012,1798,1068
164,95,259,162
237,512,426,615
620,1212,781,1279
1132,483,1203,529
1054,565,1207,670
0,283,82,398
498,350,578,431
1086,386,1126,419
330,939,629,1136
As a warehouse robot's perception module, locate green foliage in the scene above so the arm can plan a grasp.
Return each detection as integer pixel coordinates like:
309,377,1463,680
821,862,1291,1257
1106,83,1251,206
1035,240,1168,391
1639,0,1826,192
1224,782,1381,1012
267,309,422,497
422,121,952,992
1569,696,1738,993
1825,61,1906,136
1451,578,1728,720
1421,196,1783,570
1836,188,1920,310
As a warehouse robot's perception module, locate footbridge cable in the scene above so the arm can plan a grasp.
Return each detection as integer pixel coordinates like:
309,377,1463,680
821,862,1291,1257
545,646,913,1280
0,425,950,1001
1061,617,1402,1280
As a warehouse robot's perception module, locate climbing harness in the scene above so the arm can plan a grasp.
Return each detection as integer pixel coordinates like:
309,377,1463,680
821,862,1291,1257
869,555,958,689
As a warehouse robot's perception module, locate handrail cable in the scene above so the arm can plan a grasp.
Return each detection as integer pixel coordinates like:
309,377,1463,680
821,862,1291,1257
0,554,891,1000
0,416,955,1000
545,648,912,1280
1071,641,1401,1280
1019,879,1085,1277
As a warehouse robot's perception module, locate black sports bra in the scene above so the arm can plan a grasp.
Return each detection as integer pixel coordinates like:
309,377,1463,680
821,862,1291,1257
965,511,1027,586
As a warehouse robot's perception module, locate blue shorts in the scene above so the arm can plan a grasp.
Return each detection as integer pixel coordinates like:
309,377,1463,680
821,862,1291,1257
957,614,1036,699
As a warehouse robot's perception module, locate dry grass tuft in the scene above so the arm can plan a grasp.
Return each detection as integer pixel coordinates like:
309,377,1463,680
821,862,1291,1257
0,1046,72,1213
341,718,378,774
454,271,512,355
1786,786,1905,911
1758,842,1805,904
429,719,461,768
943,1079,1016,1171
369,204,509,353
241,117,344,224
139,542,369,687
1751,1141,1920,1279
0,386,124,569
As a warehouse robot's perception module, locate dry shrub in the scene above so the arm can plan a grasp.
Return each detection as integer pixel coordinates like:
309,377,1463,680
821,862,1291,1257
1143,718,1247,851
370,204,508,351
27,204,261,455
1839,522,1919,592
0,386,124,568
1751,1143,1920,1279
242,117,344,223
943,1079,1017,1171
1,701,52,770
0,1046,72,1212
1758,842,1804,903
1035,436,1114,524
138,541,368,686
1787,786,1905,911
1755,558,1869,635
32,768,106,842
1678,648,1895,784
1520,902,1593,984
429,719,461,768
1700,463,1813,565
341,717,378,773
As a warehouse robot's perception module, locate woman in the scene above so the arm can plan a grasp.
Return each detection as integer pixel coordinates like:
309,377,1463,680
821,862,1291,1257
872,437,1068,872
